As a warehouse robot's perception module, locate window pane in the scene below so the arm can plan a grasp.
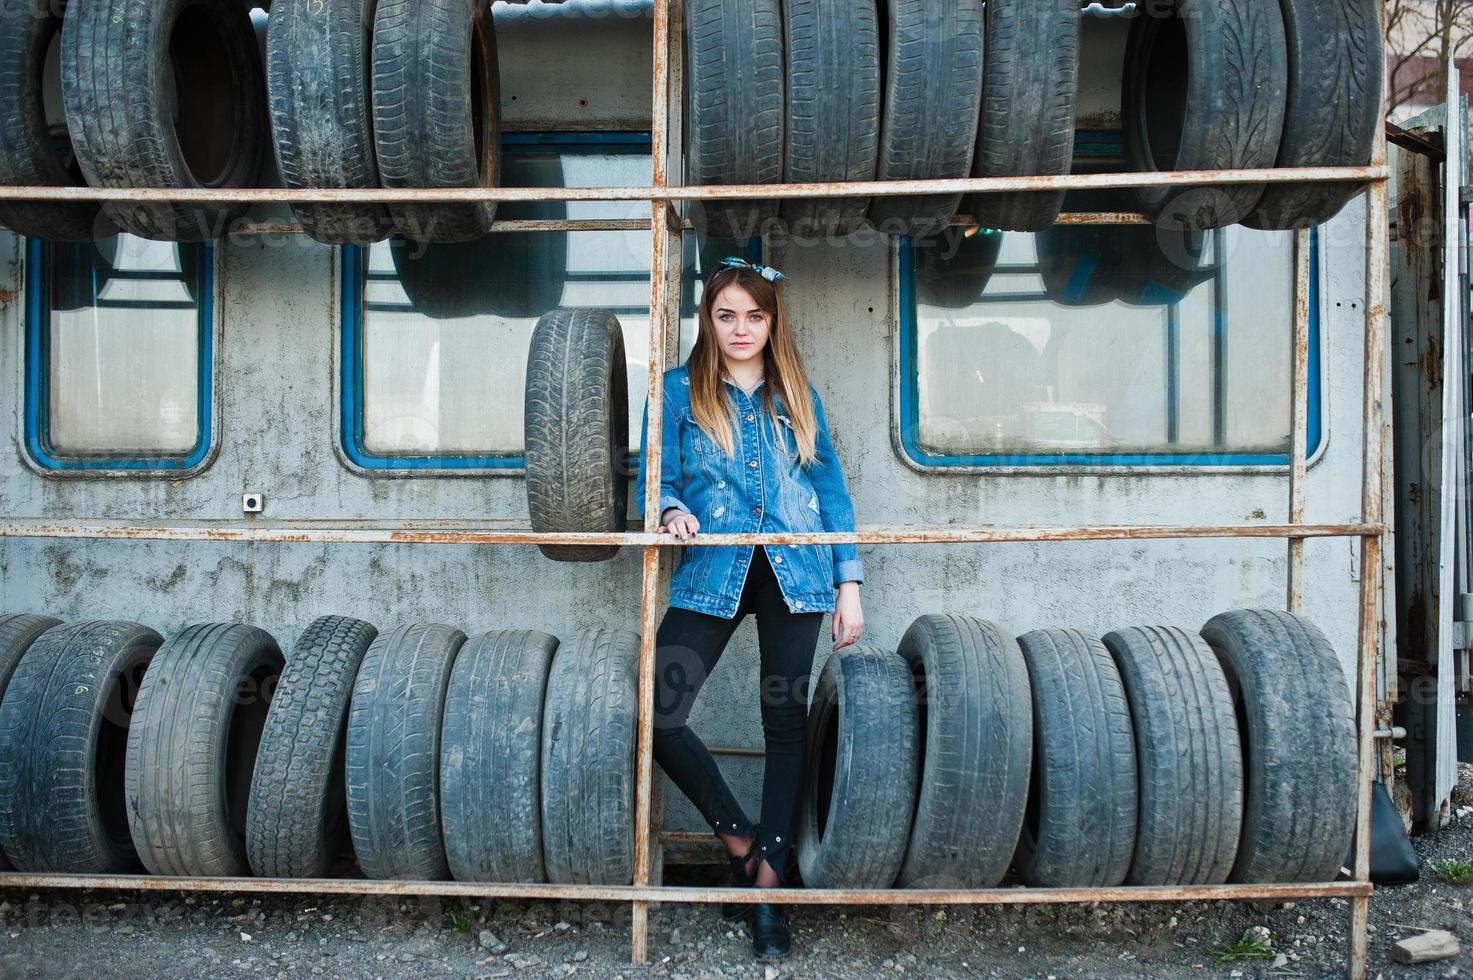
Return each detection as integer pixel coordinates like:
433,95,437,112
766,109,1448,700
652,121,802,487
46,236,203,454
912,225,1297,459
357,146,740,458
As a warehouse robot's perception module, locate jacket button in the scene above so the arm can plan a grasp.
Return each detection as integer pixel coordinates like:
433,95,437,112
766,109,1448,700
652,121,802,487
748,460,758,468
717,481,725,488
752,506,761,515
745,414,755,421
795,601,804,609
773,555,782,564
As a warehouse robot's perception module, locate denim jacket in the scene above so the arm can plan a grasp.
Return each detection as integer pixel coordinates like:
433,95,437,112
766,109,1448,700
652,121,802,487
635,363,864,618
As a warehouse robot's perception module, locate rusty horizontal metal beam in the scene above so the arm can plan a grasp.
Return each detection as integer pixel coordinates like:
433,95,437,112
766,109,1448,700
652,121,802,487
226,212,1154,238
229,218,674,236
0,518,1383,546
1384,121,1444,160
0,166,1389,206
0,871,1371,905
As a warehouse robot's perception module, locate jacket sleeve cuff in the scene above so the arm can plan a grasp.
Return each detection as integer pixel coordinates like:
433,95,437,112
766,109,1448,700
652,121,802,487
660,495,691,518
834,558,864,587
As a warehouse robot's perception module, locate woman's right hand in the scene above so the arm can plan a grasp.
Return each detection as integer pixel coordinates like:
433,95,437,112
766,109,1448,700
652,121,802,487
659,508,700,541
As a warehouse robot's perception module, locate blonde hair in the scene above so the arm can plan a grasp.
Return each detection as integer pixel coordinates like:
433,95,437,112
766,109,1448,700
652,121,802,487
686,266,820,467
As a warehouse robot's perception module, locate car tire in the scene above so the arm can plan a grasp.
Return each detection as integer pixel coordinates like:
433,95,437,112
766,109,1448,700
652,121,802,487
1013,628,1136,887
441,630,559,883
778,0,881,239
266,0,394,245
895,614,1032,888
0,0,116,241
372,0,501,243
1103,625,1244,885
0,621,157,873
60,0,268,240
796,645,919,888
540,629,639,886
1240,0,1381,230
246,615,379,878
1119,0,1287,230
126,623,284,876
345,623,464,880
966,0,1080,232
685,0,784,244
1200,609,1357,883
525,308,630,563
868,0,983,240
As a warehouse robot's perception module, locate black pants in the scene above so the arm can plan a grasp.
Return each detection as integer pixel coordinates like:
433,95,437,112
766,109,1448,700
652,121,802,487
652,544,824,882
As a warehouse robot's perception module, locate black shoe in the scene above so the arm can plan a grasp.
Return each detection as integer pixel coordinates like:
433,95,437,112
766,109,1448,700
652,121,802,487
747,897,791,960
720,839,756,922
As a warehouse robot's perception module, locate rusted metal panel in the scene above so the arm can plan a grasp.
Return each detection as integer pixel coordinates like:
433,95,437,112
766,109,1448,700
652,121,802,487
0,166,1389,206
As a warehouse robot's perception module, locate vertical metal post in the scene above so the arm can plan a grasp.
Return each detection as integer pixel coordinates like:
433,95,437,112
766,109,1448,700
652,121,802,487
1288,228,1311,612
631,0,675,965
1349,2,1389,971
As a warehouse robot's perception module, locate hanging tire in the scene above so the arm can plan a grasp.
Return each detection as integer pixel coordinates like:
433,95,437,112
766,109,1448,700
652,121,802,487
685,0,784,243
345,623,463,880
540,630,639,886
60,0,268,241
966,0,1080,232
1036,224,1126,307
266,0,394,245
1013,629,1136,887
1126,222,1217,304
441,630,559,883
1240,0,1381,230
0,621,155,873
1102,625,1243,886
0,0,115,241
867,0,983,240
796,646,919,888
246,616,379,879
126,623,284,877
1200,609,1357,883
1120,0,1287,230
372,0,501,243
912,227,1002,309
525,308,630,563
895,614,1032,888
778,0,881,239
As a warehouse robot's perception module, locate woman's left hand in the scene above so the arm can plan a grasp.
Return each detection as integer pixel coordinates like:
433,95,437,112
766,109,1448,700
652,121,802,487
832,582,864,650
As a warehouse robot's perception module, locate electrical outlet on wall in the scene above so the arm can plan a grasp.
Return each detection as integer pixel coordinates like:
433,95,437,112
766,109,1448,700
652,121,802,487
242,492,265,514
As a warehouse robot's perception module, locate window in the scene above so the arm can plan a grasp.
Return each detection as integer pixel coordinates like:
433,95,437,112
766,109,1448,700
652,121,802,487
24,236,213,472
340,131,759,471
899,183,1323,468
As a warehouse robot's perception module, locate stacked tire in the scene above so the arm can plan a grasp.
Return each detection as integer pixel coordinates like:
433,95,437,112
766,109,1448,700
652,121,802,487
0,0,506,244
0,611,647,887
792,608,1358,890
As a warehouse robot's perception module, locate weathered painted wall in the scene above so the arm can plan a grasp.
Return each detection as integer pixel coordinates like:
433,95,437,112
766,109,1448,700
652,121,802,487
0,2,1376,837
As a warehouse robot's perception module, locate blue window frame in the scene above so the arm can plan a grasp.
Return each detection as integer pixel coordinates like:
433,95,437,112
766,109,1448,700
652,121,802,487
340,130,761,471
24,237,214,472
898,132,1324,469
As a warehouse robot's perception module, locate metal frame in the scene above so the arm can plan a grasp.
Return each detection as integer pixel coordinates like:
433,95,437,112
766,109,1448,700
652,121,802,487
0,1,1391,975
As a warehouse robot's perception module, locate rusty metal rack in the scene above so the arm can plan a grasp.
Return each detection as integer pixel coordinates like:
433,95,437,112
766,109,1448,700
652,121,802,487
0,0,1394,975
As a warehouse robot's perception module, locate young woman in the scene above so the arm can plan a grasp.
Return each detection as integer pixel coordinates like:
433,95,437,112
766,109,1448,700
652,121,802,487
634,257,865,960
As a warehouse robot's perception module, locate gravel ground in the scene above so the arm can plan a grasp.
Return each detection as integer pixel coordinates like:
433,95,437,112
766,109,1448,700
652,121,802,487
2,778,1471,979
